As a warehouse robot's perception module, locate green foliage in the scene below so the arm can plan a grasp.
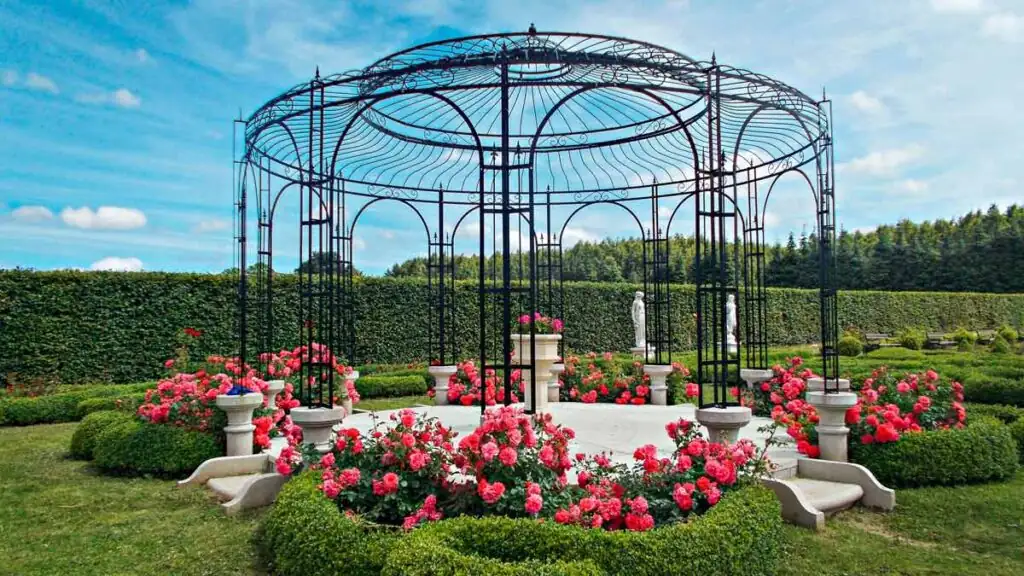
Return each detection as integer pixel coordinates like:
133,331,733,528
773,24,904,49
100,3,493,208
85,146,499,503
75,393,147,416
997,324,1020,343
262,472,782,576
92,419,222,477
897,328,926,350
990,334,1013,354
0,383,151,426
964,402,1024,425
850,418,1018,487
837,335,863,357
962,376,1024,407
1,270,1023,384
953,327,977,351
1009,419,1024,463
355,375,429,399
69,410,134,460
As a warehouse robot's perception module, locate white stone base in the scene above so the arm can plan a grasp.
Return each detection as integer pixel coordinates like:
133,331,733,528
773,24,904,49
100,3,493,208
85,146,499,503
739,369,774,389
630,345,654,360
264,380,285,411
805,378,856,462
548,364,565,403
215,393,264,457
643,364,673,406
290,406,345,453
428,365,459,406
695,406,752,444
342,371,359,415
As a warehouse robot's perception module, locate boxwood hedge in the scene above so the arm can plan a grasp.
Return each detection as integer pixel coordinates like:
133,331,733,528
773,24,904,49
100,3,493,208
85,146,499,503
2,270,1022,384
0,382,152,426
850,418,1018,487
91,417,222,477
355,375,429,398
260,472,783,576
69,410,135,460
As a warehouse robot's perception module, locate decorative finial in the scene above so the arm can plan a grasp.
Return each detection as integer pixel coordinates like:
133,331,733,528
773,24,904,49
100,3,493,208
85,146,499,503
528,23,537,35
711,51,717,65
315,66,320,79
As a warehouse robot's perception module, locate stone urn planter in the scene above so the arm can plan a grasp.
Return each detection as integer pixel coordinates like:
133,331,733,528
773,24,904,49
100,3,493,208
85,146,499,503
264,379,286,410
342,370,359,415
427,365,459,406
215,392,265,457
512,333,562,412
290,406,345,454
548,363,565,403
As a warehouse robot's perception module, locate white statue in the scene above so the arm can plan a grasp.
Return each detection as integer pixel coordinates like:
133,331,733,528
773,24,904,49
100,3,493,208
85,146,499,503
726,293,738,352
631,291,647,348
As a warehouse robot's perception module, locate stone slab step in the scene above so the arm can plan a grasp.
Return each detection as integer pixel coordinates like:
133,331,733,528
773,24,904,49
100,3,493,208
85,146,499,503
208,474,262,502
787,477,864,515
770,457,799,480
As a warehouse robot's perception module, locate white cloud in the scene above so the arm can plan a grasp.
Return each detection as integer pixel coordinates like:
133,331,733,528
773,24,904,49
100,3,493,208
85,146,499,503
11,205,55,222
135,48,151,63
763,212,781,229
61,206,147,230
840,145,925,176
561,226,598,247
849,90,885,114
24,72,58,94
930,0,985,13
1,70,17,86
898,179,930,193
90,257,143,272
982,13,1023,42
76,88,142,108
193,218,230,233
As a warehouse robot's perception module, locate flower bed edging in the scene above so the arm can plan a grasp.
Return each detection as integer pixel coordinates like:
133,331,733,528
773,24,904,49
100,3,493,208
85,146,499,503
260,472,783,576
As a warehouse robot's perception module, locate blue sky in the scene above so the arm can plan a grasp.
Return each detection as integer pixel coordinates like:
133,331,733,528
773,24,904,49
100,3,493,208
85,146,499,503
1,0,1022,274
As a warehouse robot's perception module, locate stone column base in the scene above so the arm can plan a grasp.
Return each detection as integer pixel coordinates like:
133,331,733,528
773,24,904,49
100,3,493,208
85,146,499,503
548,364,565,403
643,364,672,405
739,368,774,390
630,345,655,360
427,365,458,406
806,377,856,462
264,380,286,411
341,371,359,415
290,406,345,454
216,393,265,457
695,406,752,445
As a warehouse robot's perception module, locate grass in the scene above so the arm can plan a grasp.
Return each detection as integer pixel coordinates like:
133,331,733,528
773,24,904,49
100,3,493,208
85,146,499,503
2,420,1023,575
356,394,433,412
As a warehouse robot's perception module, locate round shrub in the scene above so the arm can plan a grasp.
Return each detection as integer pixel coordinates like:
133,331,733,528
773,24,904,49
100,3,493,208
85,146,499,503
897,328,925,350
990,334,1013,354
964,402,1024,425
952,327,977,351
69,410,134,460
837,335,863,357
850,418,1018,487
963,376,1024,407
261,472,782,576
997,324,1019,343
76,393,147,416
1009,418,1024,463
92,419,222,477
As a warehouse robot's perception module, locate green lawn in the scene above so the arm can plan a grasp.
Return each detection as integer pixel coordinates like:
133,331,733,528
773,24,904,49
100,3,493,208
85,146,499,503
355,394,433,412
2,422,1022,575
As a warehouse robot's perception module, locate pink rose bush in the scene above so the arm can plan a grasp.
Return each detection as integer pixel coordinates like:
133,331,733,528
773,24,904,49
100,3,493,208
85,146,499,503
445,360,523,406
514,312,564,334
761,358,967,458
298,406,769,533
560,354,693,405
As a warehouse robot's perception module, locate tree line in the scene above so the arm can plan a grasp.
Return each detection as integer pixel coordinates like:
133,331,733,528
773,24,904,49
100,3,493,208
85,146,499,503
379,204,1024,293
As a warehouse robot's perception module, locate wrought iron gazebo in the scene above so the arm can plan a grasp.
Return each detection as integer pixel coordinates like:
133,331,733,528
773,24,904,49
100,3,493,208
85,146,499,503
234,27,841,413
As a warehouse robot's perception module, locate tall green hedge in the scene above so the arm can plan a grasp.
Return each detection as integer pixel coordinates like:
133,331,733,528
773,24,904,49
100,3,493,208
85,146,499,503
2,270,1022,384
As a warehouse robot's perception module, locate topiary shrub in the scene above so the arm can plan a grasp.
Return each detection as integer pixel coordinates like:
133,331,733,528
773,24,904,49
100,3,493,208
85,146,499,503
1009,419,1024,463
0,383,153,426
963,376,1024,407
69,410,135,460
990,334,1013,354
261,472,783,576
897,328,926,350
997,324,1020,343
76,393,147,416
965,402,1024,425
850,418,1018,487
837,335,863,357
355,375,428,398
92,418,222,477
952,327,977,351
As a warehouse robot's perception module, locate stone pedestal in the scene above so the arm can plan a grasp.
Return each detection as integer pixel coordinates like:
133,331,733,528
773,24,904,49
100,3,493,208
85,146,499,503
215,393,264,457
739,369,774,390
643,364,673,406
695,406,752,445
342,371,359,415
630,345,654,360
806,377,857,462
513,333,562,413
264,379,286,411
290,406,345,454
548,364,565,403
428,365,459,406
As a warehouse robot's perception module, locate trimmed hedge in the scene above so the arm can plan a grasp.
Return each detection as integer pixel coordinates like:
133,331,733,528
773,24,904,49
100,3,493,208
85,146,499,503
69,410,134,460
965,402,1024,425
75,392,148,416
2,270,1023,384
850,418,1018,487
0,383,152,426
962,376,1024,407
92,418,222,477
1009,419,1024,463
260,472,783,576
355,375,429,399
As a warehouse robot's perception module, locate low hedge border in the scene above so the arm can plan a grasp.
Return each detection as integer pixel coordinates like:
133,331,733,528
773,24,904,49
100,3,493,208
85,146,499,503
259,472,783,576
355,375,428,399
962,376,1024,407
70,410,135,460
964,402,1024,425
0,382,152,426
91,416,222,477
850,418,1019,487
